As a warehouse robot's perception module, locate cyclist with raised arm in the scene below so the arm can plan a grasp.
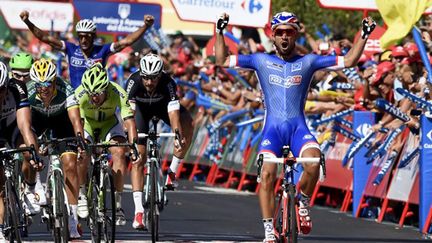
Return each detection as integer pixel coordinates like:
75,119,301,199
20,11,155,89
125,53,193,230
27,59,85,238
0,61,41,240
215,12,376,242
9,52,33,83
75,63,140,226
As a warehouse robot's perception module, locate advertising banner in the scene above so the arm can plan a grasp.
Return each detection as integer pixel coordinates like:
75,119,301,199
419,115,432,232
322,133,352,190
170,0,271,28
0,1,73,32
352,111,375,217
73,0,162,34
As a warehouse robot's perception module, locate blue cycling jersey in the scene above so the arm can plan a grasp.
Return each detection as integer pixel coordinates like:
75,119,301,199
62,41,115,89
232,53,344,157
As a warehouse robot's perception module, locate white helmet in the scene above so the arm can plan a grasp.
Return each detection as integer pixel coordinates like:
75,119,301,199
0,61,9,88
30,58,57,83
76,19,96,33
139,54,163,76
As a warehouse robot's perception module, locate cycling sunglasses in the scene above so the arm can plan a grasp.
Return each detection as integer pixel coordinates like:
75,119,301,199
12,71,30,80
87,90,106,97
140,74,160,80
273,28,297,37
35,80,54,88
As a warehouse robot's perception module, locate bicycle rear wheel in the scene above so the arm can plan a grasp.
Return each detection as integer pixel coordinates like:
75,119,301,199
5,180,22,243
53,171,69,243
287,184,298,243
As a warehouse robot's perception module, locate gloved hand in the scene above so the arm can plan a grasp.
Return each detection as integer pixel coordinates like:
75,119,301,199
361,17,376,39
216,13,229,34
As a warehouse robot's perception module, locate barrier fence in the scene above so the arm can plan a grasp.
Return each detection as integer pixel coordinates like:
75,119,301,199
157,108,432,235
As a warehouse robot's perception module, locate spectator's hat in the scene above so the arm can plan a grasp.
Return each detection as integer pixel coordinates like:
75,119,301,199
372,61,395,85
391,46,408,57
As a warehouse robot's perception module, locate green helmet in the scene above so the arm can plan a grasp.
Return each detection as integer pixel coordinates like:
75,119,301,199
81,63,109,94
9,52,33,70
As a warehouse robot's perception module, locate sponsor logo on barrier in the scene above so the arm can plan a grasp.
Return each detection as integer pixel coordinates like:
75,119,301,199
269,74,302,89
424,130,432,149
356,123,372,137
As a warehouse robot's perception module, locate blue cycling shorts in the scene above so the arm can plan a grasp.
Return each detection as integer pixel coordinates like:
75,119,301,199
258,116,319,158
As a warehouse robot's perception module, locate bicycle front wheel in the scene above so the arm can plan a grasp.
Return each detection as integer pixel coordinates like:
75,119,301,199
53,170,69,243
5,180,22,243
149,163,159,242
101,169,116,243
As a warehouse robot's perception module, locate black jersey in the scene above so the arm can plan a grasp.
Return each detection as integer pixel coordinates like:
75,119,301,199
125,71,179,118
0,79,29,130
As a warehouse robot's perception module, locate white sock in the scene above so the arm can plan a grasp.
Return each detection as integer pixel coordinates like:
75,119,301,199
35,172,43,190
79,185,86,196
70,204,78,222
169,156,182,174
133,191,144,214
299,191,311,208
115,192,122,209
263,218,274,238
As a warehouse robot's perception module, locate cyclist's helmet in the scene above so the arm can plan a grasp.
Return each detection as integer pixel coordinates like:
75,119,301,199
139,54,163,77
0,61,9,88
271,12,300,31
9,52,33,70
81,63,109,93
76,19,97,33
30,59,57,83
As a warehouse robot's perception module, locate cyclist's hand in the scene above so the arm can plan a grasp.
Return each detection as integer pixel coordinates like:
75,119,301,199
30,154,44,171
144,15,154,28
216,13,229,34
39,145,48,156
130,150,142,164
174,137,186,154
20,10,30,22
361,16,376,39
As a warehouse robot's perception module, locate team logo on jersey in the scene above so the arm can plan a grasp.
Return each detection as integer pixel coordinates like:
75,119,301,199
291,62,302,72
303,134,313,140
269,74,302,88
266,61,283,72
261,139,271,146
71,57,85,67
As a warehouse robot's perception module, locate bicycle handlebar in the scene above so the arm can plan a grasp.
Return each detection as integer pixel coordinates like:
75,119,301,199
263,157,321,164
0,145,38,164
137,132,176,139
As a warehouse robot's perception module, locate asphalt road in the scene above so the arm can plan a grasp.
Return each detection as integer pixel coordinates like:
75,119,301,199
21,180,431,242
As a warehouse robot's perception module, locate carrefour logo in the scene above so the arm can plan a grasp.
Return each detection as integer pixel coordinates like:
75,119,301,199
356,123,372,137
241,0,263,13
424,130,432,149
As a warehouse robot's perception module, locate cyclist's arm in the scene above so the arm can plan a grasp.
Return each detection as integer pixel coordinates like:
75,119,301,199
20,11,63,50
16,107,38,150
215,28,231,67
123,118,138,144
67,106,84,137
344,17,375,67
112,15,154,52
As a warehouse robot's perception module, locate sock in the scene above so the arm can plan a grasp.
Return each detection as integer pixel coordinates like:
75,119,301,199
35,172,43,190
79,185,86,196
169,156,182,174
133,191,144,214
299,191,311,208
115,191,122,209
262,218,275,239
70,204,78,222
26,181,36,192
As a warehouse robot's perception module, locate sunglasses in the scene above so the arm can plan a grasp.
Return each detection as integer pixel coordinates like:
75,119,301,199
35,81,54,88
141,74,160,80
273,28,297,37
87,90,105,97
12,71,30,80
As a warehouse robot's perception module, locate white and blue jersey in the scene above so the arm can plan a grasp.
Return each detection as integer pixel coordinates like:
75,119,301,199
230,53,344,157
62,41,115,89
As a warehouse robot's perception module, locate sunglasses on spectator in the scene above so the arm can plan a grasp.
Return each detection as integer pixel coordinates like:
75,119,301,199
273,28,297,37
87,90,106,97
35,80,54,89
141,74,160,80
12,71,30,80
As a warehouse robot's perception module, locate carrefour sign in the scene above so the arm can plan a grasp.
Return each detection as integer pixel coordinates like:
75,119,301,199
170,0,271,28
73,0,161,34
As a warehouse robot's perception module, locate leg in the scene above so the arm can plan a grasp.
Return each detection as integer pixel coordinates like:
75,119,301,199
259,154,278,242
109,136,128,226
298,147,321,196
131,144,147,229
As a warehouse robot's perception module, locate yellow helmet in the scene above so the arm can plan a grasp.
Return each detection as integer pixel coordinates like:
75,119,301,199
30,59,57,83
